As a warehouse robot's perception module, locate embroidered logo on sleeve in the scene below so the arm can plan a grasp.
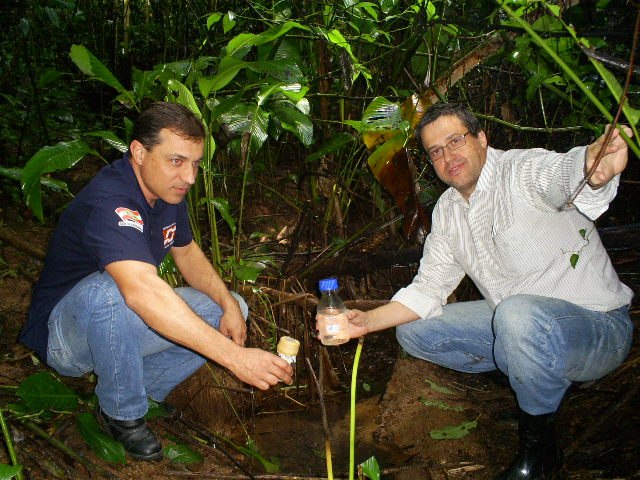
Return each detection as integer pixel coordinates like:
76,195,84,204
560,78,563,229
162,223,177,248
115,207,144,232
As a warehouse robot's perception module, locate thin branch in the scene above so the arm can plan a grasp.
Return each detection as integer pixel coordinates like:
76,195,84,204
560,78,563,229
20,419,119,479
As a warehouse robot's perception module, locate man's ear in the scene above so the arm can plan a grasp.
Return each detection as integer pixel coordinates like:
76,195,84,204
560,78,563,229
129,140,145,165
478,130,488,149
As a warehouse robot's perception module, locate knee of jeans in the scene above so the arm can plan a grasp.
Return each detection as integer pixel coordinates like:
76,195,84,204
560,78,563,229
396,322,433,356
230,291,249,320
86,272,127,310
494,295,544,341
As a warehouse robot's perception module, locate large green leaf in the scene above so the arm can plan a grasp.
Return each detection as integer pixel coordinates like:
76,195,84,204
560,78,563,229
69,45,133,105
199,57,247,97
21,140,97,222
272,103,314,147
76,413,126,464
15,372,78,412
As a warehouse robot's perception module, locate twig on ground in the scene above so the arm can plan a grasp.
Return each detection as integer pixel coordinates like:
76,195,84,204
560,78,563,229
20,419,119,479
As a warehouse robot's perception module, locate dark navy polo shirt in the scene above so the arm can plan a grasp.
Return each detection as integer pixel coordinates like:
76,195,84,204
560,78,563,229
20,154,193,361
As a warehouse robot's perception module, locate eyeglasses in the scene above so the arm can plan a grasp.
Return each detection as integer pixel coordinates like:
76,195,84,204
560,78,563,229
426,132,471,164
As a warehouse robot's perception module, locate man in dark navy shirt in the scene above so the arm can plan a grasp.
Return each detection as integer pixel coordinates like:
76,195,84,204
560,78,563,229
21,102,293,461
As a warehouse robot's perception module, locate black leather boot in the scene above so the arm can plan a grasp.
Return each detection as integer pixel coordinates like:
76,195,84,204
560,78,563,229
496,410,563,479
98,409,163,461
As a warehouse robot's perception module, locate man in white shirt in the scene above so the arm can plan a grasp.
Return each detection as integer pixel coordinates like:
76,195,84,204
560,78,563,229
345,103,634,479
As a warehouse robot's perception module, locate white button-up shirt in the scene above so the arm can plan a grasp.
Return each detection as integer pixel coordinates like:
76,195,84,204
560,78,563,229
392,145,634,319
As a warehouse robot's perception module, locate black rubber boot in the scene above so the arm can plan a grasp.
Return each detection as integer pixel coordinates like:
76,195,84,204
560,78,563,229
98,409,163,461
495,410,563,479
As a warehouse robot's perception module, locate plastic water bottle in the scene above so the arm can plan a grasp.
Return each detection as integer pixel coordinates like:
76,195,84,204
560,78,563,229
316,277,349,346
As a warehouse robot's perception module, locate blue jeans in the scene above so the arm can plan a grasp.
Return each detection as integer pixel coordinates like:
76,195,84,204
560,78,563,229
396,295,633,415
46,271,248,421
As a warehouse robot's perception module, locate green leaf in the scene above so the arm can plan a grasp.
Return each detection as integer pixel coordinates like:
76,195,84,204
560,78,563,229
164,444,204,464
429,418,478,440
362,97,403,130
166,80,202,118
209,197,236,236
360,456,381,480
223,11,236,34
570,253,580,268
144,399,173,420
233,260,267,283
226,21,308,57
84,131,128,153
248,108,270,153
206,12,223,30
0,464,22,480
306,133,355,162
38,69,65,89
272,103,314,147
236,438,281,473
419,397,464,412
199,57,247,97
69,45,133,104
15,372,79,412
590,60,640,127
0,166,70,194
76,413,126,464
21,140,97,222
424,378,455,395
579,228,587,239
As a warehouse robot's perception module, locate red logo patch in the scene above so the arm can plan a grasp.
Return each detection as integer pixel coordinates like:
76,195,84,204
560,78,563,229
163,223,177,248
115,207,144,232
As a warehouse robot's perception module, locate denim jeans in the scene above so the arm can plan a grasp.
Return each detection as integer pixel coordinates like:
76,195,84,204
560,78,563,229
395,295,633,415
47,271,248,421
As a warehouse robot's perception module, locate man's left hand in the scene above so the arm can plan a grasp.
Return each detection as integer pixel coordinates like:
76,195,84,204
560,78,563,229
219,306,247,346
586,124,633,188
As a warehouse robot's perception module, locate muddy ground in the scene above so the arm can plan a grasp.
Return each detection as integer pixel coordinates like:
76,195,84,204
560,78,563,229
1,203,640,480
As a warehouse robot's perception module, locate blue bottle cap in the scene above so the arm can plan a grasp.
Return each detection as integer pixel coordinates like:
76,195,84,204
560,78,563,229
319,277,339,292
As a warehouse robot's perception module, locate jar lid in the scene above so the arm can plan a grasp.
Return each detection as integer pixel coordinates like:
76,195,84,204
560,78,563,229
277,336,300,356
319,277,339,292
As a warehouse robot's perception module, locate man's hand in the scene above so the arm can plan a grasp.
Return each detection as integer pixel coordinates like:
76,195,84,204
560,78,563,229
586,125,633,188
219,301,247,346
227,347,293,390
345,309,371,339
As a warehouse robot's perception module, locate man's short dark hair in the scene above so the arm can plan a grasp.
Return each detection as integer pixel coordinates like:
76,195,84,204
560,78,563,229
132,102,205,151
415,103,483,151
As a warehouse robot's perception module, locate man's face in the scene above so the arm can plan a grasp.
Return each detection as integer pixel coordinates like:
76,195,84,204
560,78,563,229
420,114,488,200
130,128,204,206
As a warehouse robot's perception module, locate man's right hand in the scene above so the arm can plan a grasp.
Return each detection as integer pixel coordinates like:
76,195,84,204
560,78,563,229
227,347,293,390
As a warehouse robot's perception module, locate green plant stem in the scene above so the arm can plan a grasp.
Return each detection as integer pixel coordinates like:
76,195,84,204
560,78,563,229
0,408,24,480
349,337,365,480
